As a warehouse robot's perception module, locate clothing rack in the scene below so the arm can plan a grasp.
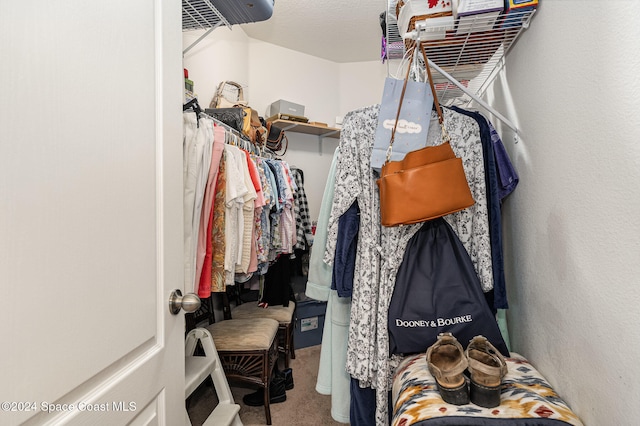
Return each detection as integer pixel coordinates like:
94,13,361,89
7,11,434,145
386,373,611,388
183,98,263,155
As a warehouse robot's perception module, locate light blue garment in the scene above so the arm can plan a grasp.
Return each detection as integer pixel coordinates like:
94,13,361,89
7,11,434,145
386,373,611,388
317,290,351,424
306,148,339,302
305,148,351,423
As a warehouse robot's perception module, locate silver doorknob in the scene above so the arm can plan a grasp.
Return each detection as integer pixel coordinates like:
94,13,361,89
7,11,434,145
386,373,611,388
168,289,201,315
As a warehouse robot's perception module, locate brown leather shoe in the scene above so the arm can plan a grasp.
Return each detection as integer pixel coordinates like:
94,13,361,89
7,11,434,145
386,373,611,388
465,335,508,408
426,333,469,405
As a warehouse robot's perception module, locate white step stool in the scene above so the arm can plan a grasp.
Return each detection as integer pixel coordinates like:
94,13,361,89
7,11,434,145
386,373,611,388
185,328,243,426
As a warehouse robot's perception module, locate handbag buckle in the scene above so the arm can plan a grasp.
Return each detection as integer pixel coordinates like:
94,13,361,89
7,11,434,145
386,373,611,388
440,123,451,143
385,145,393,164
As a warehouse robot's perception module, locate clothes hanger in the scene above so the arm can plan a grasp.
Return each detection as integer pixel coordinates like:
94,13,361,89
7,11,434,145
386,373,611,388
183,98,202,127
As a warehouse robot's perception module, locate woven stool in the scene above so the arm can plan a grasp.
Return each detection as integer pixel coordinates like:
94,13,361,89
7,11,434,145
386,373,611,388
231,303,296,368
206,318,279,425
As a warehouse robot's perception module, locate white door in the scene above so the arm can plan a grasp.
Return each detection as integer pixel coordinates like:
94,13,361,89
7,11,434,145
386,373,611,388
0,1,186,425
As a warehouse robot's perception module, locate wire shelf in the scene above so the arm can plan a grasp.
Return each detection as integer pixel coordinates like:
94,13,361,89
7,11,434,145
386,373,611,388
387,2,535,106
182,0,230,31
386,0,407,60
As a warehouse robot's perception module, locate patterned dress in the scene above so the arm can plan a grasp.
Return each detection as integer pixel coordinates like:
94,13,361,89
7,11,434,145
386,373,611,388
324,105,492,425
210,152,227,293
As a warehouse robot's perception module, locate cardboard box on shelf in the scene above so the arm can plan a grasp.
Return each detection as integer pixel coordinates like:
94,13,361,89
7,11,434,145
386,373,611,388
268,99,306,119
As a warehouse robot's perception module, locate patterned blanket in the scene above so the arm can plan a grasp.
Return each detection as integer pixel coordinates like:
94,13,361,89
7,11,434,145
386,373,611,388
392,353,583,426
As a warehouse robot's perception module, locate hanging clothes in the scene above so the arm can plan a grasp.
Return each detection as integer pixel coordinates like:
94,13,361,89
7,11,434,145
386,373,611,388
223,144,248,285
331,200,360,298
278,161,296,255
325,105,492,425
183,112,200,294
244,152,265,275
256,158,275,272
208,150,227,294
182,107,307,298
307,149,352,424
292,167,312,251
234,148,257,275
183,112,214,294
488,120,519,201
265,159,286,260
197,124,226,298
450,105,508,310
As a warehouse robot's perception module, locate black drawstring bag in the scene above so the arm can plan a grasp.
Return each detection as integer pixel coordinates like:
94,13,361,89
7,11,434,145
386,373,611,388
388,218,509,357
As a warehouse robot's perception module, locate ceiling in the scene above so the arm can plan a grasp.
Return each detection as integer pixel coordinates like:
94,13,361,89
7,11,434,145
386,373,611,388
240,0,390,63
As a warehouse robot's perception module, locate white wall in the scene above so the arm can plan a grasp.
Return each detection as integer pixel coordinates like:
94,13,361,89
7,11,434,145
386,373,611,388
245,39,343,220
485,2,640,425
338,60,391,118
183,27,250,106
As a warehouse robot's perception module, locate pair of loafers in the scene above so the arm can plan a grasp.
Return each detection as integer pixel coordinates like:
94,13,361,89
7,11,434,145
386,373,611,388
426,333,507,408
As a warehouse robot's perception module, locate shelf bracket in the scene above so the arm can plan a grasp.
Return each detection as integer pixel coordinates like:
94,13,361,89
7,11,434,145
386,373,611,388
321,130,340,139
426,59,519,137
183,22,224,55
317,129,340,155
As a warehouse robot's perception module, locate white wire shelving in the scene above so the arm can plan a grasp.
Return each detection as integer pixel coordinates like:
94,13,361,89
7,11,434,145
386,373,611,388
386,1,535,109
182,0,229,31
182,0,231,54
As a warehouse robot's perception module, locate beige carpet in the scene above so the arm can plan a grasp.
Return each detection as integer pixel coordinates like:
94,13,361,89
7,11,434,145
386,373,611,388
187,345,348,426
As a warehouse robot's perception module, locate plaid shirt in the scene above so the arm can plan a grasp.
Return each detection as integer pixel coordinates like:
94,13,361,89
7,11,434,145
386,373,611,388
292,167,312,251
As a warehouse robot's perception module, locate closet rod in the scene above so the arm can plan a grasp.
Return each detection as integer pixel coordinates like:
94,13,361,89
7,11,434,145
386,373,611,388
184,99,255,154
184,99,273,157
205,113,245,141
204,114,269,156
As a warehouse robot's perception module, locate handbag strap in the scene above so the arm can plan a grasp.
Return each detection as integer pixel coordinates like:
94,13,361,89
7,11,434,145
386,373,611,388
385,45,451,164
420,43,450,144
223,81,244,102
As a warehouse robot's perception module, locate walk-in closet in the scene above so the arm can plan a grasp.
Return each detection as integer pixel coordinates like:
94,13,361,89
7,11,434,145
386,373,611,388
178,1,640,425
2,2,639,426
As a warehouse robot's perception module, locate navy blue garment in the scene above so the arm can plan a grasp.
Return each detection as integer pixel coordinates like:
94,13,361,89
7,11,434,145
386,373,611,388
449,106,507,310
388,218,509,357
487,120,519,201
350,377,393,426
331,200,360,298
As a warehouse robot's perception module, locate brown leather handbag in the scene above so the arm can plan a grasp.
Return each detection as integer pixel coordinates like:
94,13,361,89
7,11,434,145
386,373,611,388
266,122,288,155
377,44,475,227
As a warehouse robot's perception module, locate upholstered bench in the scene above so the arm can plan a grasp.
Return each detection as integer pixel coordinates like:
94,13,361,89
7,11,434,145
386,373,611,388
206,318,279,425
392,352,584,426
230,303,296,368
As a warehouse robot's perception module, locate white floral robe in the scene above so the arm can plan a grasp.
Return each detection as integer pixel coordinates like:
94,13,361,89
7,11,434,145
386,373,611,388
324,104,492,425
